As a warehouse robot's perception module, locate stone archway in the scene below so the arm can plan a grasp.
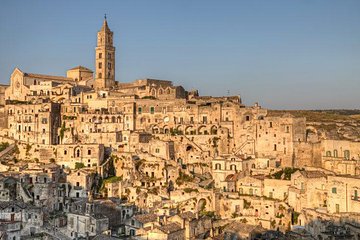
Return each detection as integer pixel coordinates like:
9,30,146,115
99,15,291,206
197,198,207,212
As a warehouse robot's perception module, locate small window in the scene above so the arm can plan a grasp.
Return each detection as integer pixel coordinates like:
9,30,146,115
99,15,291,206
88,150,91,155
246,116,250,121
99,53,102,59
332,187,337,194
98,62,102,69
150,107,155,114
344,150,350,160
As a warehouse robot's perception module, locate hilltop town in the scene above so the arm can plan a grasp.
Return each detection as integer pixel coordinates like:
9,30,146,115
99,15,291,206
0,19,359,240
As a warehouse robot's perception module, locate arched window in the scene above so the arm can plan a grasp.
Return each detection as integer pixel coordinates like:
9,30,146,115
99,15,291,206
344,150,350,160
150,107,155,114
215,163,221,170
230,164,236,171
159,89,163,95
326,151,332,157
76,149,80,158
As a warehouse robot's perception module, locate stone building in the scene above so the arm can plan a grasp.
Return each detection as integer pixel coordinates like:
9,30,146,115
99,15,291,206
6,101,61,145
321,139,360,175
0,201,43,237
67,198,109,238
288,170,328,212
327,175,360,214
67,168,96,198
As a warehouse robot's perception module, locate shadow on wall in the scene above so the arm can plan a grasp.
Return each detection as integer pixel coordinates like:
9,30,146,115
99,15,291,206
219,218,360,240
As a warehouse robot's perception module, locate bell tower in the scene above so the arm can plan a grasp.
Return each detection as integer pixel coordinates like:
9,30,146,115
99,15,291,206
95,15,116,89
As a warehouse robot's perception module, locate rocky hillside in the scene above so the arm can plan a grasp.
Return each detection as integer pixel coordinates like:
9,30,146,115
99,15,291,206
268,110,360,142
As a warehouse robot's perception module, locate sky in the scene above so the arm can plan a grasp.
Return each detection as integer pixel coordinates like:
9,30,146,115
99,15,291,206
0,0,359,109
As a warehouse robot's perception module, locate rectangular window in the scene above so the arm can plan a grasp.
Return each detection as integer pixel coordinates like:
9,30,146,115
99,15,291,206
99,53,102,59
98,62,102,69
332,187,337,194
286,126,290,133
150,107,155,114
41,118,48,124
203,116,207,124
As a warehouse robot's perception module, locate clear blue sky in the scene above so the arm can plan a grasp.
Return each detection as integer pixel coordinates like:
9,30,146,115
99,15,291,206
0,0,359,109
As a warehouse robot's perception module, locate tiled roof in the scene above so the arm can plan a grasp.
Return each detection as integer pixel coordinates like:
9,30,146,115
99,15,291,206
69,65,93,72
157,222,182,234
300,170,326,178
179,211,196,220
134,213,158,224
24,72,73,82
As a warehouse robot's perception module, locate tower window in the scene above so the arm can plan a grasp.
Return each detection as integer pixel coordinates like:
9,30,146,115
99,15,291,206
108,53,111,59
98,73,102,78
108,62,111,69
98,62,102,69
99,53,102,59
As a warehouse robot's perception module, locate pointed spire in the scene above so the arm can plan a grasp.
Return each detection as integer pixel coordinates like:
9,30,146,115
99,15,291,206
101,14,110,32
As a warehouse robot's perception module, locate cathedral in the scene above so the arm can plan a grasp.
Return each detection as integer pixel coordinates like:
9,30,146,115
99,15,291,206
5,17,188,102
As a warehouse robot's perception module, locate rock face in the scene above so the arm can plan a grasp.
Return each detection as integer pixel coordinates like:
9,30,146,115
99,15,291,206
269,110,360,142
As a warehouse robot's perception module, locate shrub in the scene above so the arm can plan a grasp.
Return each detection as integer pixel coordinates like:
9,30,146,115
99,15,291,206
75,162,85,169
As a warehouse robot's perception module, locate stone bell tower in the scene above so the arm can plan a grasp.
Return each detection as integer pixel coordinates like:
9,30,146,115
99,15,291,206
94,15,116,89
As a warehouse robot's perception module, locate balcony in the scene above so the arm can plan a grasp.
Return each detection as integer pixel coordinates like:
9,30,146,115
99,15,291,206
351,195,360,202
